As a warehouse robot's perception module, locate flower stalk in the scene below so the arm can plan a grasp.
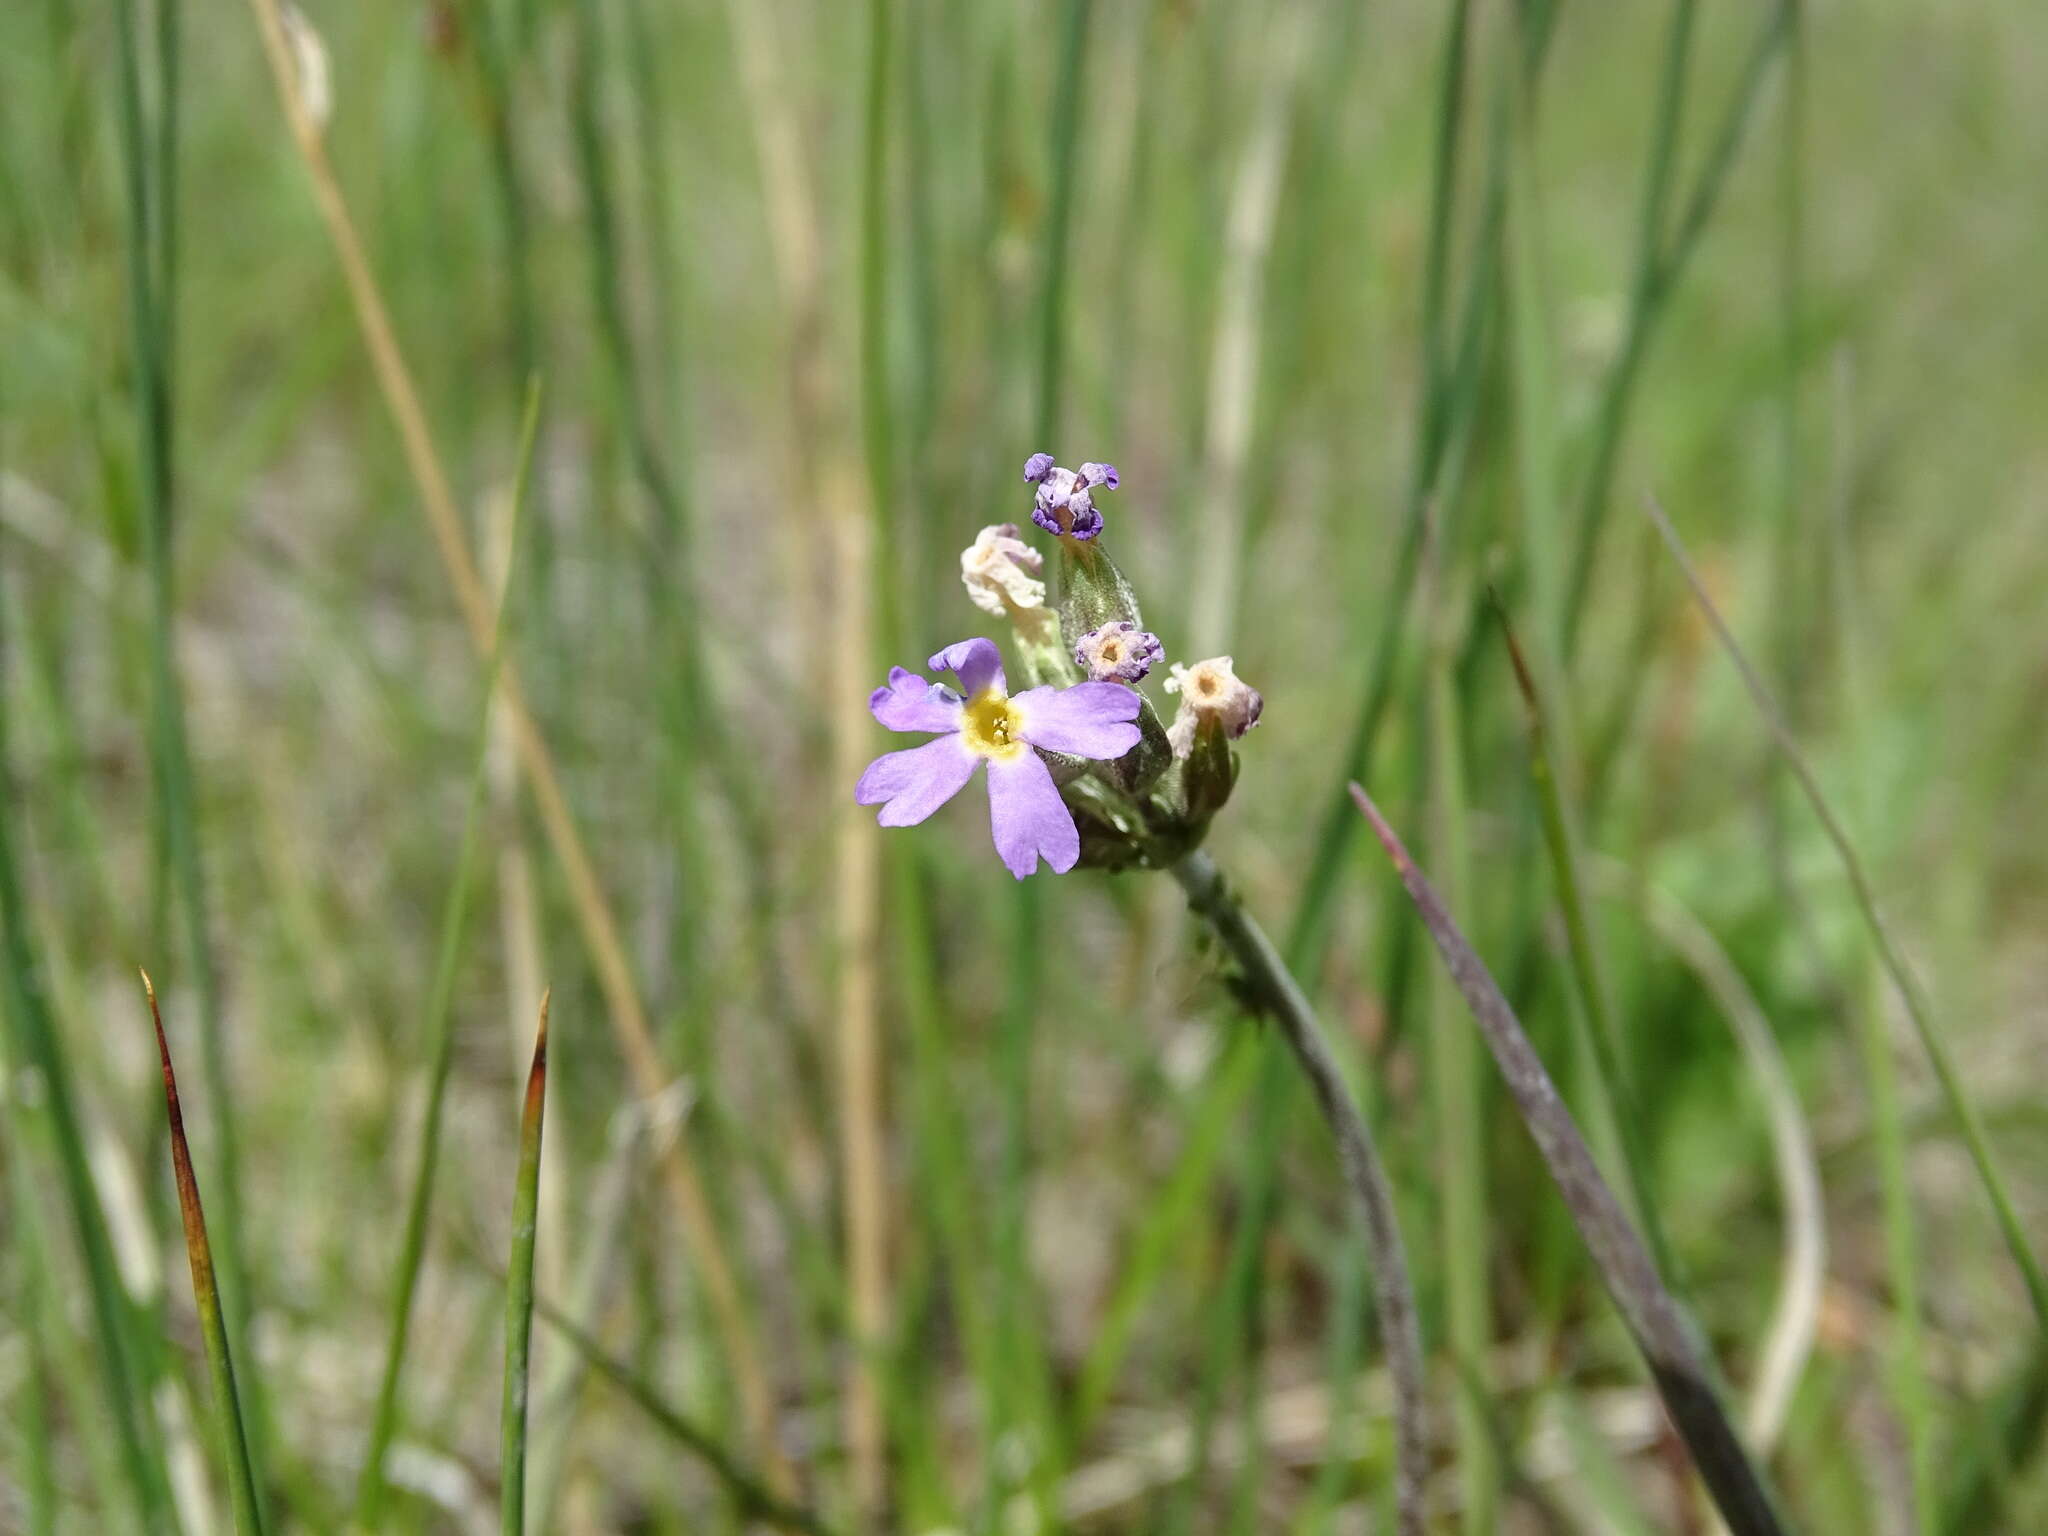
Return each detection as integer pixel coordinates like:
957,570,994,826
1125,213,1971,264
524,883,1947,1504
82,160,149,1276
1168,851,1428,1536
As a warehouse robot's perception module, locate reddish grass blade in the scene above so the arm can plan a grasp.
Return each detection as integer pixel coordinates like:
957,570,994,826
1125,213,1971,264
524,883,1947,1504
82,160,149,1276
1346,790,1787,1536
142,969,266,1534
501,988,550,1536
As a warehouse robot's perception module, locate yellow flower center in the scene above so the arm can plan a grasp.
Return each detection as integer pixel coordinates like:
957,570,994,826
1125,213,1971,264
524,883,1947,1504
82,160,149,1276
960,688,1026,761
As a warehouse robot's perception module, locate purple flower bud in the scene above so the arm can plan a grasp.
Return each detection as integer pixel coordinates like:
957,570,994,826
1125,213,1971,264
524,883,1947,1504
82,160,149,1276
1074,621,1163,683
1026,455,1119,541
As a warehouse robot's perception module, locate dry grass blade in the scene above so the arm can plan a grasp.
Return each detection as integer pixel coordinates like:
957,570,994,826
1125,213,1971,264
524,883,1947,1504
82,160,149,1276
1348,786,1787,1536
1642,493,2048,1326
142,969,266,1535
235,0,788,1488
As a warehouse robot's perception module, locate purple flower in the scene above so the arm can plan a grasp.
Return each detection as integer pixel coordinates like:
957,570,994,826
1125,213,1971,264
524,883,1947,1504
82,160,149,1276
1074,621,1164,683
856,637,1142,878
1023,453,1119,541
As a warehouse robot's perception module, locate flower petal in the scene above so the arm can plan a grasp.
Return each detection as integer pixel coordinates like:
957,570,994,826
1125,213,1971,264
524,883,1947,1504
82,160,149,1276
986,750,1079,878
855,736,979,826
1022,452,1056,483
927,637,1006,699
1078,461,1119,490
868,667,962,734
1013,682,1142,759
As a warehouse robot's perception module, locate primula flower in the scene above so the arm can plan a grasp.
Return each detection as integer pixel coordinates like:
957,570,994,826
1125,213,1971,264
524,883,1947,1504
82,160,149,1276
1023,452,1119,541
856,637,1142,878
1075,621,1164,683
1164,656,1264,758
960,523,1046,617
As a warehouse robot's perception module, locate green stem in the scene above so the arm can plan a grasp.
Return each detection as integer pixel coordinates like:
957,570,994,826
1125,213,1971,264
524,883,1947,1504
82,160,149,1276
1170,851,1427,1536
1427,590,1495,1530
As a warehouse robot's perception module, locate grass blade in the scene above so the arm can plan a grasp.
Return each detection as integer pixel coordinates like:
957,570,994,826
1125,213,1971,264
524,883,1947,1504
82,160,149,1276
236,0,786,1488
500,988,549,1536
534,1295,838,1536
1939,1335,2048,1535
352,375,541,1536
1349,784,1787,1536
1426,566,1496,1529
1824,366,1937,1516
840,0,895,1516
0,588,171,1528
1591,865,1824,1450
1495,598,1677,1280
1643,493,2048,1324
141,969,264,1534
1561,0,1793,653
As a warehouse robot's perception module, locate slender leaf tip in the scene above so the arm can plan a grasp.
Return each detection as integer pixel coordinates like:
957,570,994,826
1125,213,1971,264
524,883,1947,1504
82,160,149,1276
526,987,550,1101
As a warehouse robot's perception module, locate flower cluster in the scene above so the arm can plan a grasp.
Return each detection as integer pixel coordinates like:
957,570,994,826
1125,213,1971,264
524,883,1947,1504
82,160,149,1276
856,453,1262,878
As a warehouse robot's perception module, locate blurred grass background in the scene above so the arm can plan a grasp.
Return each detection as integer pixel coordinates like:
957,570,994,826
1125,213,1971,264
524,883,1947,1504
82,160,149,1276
4,0,2048,1530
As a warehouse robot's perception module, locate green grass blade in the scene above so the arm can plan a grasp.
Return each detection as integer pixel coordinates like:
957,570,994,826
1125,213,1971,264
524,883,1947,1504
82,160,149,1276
533,1295,838,1536
0,604,171,1530
142,970,265,1535
352,375,541,1534
1562,1,1793,653
500,990,550,1536
1825,373,1936,1519
6,1118,62,1536
1068,1030,1259,1444
1350,784,1788,1536
1290,0,1514,972
1938,1334,2048,1535
115,0,265,1480
1426,569,1495,1530
1644,494,2048,1325
1494,599,1677,1281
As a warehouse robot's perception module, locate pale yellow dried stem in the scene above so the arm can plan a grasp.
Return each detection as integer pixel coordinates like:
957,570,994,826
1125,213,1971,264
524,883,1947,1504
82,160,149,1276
722,1,889,1514
827,463,887,1520
238,0,789,1492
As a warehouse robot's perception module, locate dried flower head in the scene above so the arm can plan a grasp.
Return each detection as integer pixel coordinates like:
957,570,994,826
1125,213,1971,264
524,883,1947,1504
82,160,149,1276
1074,621,1164,683
960,523,1046,617
1023,453,1119,541
1164,656,1264,758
